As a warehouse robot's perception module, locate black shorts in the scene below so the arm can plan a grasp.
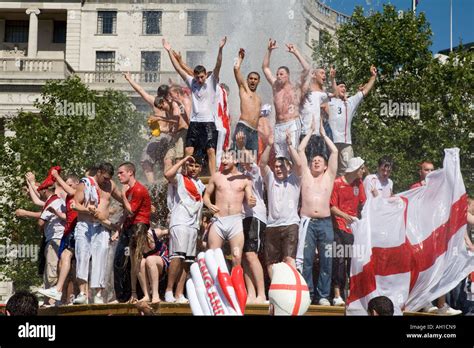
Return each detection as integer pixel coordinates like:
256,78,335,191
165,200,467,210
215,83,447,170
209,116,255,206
243,217,266,253
185,122,218,155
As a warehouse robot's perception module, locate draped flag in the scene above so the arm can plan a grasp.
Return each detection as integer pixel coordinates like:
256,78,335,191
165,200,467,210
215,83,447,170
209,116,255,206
347,148,474,315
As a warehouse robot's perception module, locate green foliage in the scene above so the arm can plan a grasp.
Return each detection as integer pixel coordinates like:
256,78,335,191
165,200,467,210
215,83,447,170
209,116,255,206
0,76,147,289
314,5,473,193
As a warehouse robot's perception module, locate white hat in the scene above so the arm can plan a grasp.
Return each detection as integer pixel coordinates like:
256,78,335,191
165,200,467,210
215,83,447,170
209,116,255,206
268,262,311,316
345,157,365,173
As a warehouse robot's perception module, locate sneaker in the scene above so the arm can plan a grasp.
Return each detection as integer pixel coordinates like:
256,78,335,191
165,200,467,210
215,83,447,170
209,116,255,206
94,294,104,304
422,305,438,313
164,291,176,303
73,293,88,305
332,297,345,306
175,295,189,304
318,298,331,306
436,304,462,315
37,288,62,302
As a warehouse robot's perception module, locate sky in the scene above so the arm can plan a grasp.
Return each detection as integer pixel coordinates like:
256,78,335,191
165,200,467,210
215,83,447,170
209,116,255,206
319,0,474,53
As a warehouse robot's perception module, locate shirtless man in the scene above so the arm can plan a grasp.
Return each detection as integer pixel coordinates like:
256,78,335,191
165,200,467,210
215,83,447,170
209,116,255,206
203,151,256,267
123,74,180,183
262,39,310,159
294,118,338,305
163,37,227,175
232,48,262,156
72,163,123,304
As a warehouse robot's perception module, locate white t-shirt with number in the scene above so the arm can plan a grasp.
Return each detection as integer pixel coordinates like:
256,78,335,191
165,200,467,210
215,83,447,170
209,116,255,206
300,91,329,136
328,91,364,144
185,73,218,123
363,174,393,199
263,170,300,227
40,198,66,242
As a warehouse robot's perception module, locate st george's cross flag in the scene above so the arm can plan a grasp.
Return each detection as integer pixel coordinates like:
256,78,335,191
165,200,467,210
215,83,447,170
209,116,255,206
346,148,474,315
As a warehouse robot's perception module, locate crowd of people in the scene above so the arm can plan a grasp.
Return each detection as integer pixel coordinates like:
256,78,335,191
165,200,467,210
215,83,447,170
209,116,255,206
13,37,474,315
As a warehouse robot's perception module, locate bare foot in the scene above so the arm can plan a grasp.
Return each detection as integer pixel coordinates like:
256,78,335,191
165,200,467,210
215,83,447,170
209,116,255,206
246,296,256,305
138,296,150,303
255,296,266,304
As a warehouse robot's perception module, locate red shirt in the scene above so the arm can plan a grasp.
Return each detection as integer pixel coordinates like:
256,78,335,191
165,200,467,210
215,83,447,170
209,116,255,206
410,181,424,189
64,195,78,236
330,177,366,234
124,181,151,227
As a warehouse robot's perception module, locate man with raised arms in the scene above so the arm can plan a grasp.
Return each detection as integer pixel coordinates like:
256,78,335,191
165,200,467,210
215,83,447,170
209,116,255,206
203,151,256,267
294,118,338,306
328,65,377,175
232,48,262,156
163,37,227,175
262,39,310,159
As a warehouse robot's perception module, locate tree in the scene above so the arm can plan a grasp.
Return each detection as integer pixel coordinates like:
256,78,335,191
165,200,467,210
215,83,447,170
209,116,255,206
314,5,473,193
0,76,147,290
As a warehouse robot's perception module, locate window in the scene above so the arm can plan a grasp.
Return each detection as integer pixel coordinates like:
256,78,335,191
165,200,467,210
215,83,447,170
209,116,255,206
141,51,161,83
142,11,162,35
53,21,67,43
187,11,207,36
319,30,329,49
4,20,29,43
95,51,115,82
186,51,205,69
305,20,311,45
97,11,117,34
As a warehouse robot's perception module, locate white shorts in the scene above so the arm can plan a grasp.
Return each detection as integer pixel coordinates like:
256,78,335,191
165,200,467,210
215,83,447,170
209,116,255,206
170,225,198,262
74,221,109,288
274,119,301,159
211,214,243,241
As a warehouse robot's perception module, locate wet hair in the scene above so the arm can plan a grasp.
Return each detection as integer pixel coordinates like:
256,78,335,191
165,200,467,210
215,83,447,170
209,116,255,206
66,174,80,183
336,80,346,86
248,71,261,80
154,96,166,109
157,84,169,98
367,296,394,316
6,291,38,316
86,164,99,176
277,66,290,74
378,156,394,169
119,162,136,175
98,162,114,177
193,65,206,75
275,156,291,168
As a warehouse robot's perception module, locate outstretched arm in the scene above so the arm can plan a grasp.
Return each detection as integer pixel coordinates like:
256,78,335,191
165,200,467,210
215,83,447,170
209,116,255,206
203,175,220,215
26,181,45,207
320,116,338,179
262,38,277,85
286,129,304,177
287,43,310,86
213,36,227,81
163,38,191,81
123,72,156,107
330,66,338,94
259,132,273,176
15,209,41,219
362,65,377,96
234,48,249,92
51,169,76,197
164,155,194,184
172,50,194,76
